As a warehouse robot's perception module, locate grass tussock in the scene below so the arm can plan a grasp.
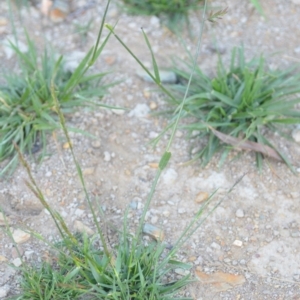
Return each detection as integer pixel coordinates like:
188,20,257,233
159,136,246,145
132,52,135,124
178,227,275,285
0,31,113,177
167,47,300,169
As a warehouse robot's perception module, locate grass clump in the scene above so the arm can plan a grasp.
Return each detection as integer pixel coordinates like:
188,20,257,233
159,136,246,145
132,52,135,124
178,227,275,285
0,32,112,177
18,228,193,300
168,47,300,169
121,0,204,31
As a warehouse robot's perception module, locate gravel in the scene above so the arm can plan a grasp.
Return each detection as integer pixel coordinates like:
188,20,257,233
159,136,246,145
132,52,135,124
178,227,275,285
1,0,300,298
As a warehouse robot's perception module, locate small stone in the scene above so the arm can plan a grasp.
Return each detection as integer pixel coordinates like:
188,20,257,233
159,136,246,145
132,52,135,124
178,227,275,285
0,255,7,262
151,216,158,224
74,220,94,236
149,131,158,139
0,286,9,298
137,202,143,210
83,167,94,175
149,101,157,110
290,192,299,199
63,141,71,149
291,231,300,238
143,89,151,99
150,16,160,27
104,151,111,162
45,171,52,177
128,104,150,118
292,0,300,5
12,257,22,267
235,209,245,218
143,223,164,241
195,191,209,204
211,242,221,250
162,210,170,217
0,17,8,26
233,240,243,247
91,140,101,148
292,129,300,143
24,250,34,260
75,209,85,217
12,229,31,244
148,162,159,168
195,256,204,265
129,202,138,209
137,69,177,84
178,208,186,214
174,268,190,276
124,169,131,176
188,256,197,262
277,247,283,253
104,56,116,65
161,168,178,185
293,274,300,281
112,108,125,115
175,130,183,138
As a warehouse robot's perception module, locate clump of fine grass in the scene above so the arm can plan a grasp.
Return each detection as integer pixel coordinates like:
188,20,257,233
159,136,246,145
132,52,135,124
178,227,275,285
0,31,112,177
165,47,300,169
120,0,204,31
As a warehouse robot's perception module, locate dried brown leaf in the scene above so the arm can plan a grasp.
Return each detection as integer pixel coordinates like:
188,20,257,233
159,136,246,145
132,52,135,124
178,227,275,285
209,127,282,161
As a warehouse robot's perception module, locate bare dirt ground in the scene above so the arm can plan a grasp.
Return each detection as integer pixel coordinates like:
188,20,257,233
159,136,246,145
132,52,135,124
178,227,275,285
1,0,300,299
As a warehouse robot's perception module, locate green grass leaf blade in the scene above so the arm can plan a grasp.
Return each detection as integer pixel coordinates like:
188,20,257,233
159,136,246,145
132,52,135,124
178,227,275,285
159,151,171,170
211,90,238,108
141,28,160,83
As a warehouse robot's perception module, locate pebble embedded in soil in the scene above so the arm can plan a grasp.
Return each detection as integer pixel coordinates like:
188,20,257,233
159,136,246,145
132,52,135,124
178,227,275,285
235,209,245,218
12,258,22,267
112,108,125,115
292,129,300,143
91,140,101,148
83,167,95,175
143,223,164,241
178,208,186,214
211,242,221,250
233,240,243,247
136,70,177,84
195,191,209,204
103,151,111,162
74,220,94,236
128,104,150,118
12,229,31,244
149,101,157,110
0,286,8,298
161,168,178,185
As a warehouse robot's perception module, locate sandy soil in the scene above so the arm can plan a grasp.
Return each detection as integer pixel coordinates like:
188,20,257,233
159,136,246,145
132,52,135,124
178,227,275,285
1,0,300,298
